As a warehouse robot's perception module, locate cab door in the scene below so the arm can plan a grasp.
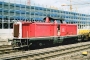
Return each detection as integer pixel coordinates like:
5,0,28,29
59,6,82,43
13,24,19,38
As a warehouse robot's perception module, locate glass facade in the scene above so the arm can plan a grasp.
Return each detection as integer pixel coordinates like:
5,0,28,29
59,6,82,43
0,1,90,29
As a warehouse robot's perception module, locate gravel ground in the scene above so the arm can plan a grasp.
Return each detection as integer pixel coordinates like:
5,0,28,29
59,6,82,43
49,50,90,60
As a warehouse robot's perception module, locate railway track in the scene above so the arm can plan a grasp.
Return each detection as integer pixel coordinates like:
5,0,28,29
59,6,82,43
0,42,90,60
0,45,22,55
49,49,90,60
0,47,19,54
0,45,15,54
0,45,11,48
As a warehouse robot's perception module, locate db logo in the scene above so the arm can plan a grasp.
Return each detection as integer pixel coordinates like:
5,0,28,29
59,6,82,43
62,28,65,32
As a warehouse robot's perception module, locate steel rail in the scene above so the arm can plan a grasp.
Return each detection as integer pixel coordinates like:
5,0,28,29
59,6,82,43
0,42,90,60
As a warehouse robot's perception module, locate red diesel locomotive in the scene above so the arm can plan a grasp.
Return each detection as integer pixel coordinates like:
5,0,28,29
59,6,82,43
12,17,89,48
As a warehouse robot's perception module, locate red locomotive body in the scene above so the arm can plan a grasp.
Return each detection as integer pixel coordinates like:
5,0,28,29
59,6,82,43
14,22,57,38
60,24,77,36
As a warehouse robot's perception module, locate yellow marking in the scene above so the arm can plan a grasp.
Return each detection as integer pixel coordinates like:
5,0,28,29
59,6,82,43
82,51,88,55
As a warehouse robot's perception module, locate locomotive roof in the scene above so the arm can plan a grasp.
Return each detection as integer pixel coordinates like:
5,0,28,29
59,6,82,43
43,16,64,20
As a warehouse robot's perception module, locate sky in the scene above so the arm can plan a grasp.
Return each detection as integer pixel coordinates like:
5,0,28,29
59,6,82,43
0,0,90,14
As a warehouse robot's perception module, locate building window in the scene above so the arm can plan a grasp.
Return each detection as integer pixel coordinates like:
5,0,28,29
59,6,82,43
10,23,13,29
0,23,2,29
3,23,8,29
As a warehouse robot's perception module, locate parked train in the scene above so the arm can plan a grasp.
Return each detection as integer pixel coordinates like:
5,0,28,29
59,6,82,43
12,17,90,49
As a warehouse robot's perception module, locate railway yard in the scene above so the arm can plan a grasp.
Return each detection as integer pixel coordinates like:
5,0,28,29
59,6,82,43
0,41,90,60
1,0,90,60
0,16,90,60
